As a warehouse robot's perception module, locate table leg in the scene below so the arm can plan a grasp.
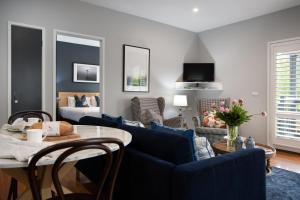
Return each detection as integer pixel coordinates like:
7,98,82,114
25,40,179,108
2,161,76,200
266,158,272,175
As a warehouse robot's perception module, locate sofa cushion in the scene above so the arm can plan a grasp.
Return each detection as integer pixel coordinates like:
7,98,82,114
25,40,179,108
119,125,194,164
79,116,119,128
101,114,123,125
141,109,163,125
194,137,215,160
150,122,196,160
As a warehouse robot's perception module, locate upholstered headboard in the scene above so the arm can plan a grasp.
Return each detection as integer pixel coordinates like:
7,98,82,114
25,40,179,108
58,92,100,107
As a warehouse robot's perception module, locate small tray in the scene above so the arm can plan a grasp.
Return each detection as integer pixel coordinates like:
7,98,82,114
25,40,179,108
20,133,80,141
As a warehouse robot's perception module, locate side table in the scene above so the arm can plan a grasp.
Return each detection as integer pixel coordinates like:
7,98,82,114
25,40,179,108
212,140,276,175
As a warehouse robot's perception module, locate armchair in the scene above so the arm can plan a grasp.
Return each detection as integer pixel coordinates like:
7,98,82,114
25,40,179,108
131,97,182,128
193,98,230,144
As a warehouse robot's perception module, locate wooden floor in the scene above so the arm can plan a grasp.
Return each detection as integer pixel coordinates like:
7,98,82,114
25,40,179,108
0,150,299,200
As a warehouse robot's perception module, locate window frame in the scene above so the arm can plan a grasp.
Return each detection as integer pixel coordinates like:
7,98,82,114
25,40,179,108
268,37,300,153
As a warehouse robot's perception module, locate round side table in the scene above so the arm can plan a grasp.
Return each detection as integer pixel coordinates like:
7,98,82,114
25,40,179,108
212,140,276,175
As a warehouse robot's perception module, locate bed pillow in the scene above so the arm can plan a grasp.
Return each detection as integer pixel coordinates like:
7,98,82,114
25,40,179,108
90,96,97,107
101,114,123,126
95,96,100,107
67,96,75,107
83,96,91,107
150,121,196,160
74,95,83,107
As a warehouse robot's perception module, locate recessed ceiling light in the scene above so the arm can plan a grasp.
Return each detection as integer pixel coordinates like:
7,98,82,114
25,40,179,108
193,7,199,13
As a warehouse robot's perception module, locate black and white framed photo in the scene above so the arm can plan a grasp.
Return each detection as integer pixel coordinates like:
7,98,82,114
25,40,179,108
73,63,100,83
123,45,150,92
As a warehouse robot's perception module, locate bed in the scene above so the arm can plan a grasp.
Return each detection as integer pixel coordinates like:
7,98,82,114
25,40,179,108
58,92,101,123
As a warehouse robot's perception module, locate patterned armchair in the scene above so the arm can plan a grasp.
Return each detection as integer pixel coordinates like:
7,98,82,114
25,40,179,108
131,97,183,128
192,98,230,144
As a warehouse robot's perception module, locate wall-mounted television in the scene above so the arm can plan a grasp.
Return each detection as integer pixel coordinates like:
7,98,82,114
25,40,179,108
183,63,214,82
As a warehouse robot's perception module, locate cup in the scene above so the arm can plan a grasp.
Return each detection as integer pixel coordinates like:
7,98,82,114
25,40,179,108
26,129,46,143
27,118,41,125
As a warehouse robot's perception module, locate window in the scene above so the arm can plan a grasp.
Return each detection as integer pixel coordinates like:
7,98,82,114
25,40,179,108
269,38,300,151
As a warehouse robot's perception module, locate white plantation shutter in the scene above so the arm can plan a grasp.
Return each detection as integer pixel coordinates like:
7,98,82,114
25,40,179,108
276,51,300,139
269,38,300,151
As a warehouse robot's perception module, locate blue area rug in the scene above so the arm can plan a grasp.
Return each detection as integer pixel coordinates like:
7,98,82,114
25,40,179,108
267,167,300,200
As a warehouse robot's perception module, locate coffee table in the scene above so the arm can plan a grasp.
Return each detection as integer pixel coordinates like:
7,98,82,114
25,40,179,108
212,140,276,175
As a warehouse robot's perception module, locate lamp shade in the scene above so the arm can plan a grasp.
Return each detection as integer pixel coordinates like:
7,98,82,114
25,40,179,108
173,95,187,107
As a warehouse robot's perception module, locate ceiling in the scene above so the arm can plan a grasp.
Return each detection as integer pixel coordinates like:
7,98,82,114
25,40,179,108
80,0,300,32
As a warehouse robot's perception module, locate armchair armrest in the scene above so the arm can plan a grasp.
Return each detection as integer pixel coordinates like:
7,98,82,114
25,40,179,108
164,116,182,128
172,149,266,200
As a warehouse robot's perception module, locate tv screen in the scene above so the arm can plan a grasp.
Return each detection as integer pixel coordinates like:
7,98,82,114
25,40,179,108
183,63,214,82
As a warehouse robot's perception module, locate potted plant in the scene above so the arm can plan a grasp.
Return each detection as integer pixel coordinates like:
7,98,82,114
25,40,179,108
215,99,267,147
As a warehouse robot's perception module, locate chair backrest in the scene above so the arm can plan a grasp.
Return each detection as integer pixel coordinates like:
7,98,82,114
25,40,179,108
197,98,231,115
131,97,165,122
8,110,53,124
27,138,125,200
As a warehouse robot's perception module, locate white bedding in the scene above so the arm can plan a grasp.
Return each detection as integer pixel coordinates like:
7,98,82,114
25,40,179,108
59,107,101,122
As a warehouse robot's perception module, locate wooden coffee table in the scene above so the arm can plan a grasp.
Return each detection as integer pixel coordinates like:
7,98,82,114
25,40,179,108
212,140,276,175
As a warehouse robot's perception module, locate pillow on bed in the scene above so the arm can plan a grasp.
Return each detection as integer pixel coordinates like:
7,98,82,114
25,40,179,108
83,96,91,107
67,96,75,107
90,96,97,107
74,95,83,107
95,96,100,107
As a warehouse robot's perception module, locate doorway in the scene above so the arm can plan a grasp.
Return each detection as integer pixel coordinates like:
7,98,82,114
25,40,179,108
8,22,45,116
54,30,105,123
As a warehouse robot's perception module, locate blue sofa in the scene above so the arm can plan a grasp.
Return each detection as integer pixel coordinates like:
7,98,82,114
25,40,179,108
76,116,266,200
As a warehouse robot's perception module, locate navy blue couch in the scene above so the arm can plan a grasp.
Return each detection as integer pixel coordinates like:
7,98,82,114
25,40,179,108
76,116,266,200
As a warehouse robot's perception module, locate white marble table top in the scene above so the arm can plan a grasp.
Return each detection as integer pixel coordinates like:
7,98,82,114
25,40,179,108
0,125,132,169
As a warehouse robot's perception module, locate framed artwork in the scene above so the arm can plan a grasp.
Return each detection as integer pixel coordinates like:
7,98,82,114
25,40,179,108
73,63,100,83
123,45,150,92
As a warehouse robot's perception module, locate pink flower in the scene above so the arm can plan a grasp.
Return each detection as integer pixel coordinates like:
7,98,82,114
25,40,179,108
232,99,238,105
261,111,267,117
203,111,209,116
238,99,244,106
224,108,230,113
220,101,225,106
219,107,225,112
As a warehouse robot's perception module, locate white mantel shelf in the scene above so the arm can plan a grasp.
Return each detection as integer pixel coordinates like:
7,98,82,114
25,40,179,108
175,81,223,91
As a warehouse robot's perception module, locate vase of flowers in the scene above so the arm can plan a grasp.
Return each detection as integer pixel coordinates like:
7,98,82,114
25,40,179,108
215,99,267,147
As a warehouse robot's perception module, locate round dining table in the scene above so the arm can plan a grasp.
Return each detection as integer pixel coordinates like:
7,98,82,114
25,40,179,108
0,125,132,200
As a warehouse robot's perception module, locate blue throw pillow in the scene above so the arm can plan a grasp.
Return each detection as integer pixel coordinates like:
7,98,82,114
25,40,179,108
102,114,123,125
150,122,197,160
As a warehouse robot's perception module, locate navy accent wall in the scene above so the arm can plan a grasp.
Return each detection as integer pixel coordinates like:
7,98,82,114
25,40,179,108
56,41,100,93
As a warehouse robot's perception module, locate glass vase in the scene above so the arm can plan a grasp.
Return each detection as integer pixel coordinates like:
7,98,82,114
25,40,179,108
227,125,238,147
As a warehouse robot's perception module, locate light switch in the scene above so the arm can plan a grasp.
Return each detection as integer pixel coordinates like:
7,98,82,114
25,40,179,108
251,92,259,96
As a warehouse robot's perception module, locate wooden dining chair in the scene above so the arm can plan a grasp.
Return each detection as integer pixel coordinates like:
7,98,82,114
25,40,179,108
8,110,53,125
27,138,125,200
7,110,53,200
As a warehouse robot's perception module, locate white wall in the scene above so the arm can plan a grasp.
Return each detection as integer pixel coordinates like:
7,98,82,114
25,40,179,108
0,0,201,125
198,6,300,144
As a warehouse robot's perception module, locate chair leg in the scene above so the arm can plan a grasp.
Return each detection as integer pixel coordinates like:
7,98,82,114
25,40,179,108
7,178,18,200
76,169,81,182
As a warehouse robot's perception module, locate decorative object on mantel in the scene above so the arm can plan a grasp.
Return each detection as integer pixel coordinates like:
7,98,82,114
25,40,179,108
215,99,267,147
173,95,188,116
123,45,150,92
245,136,256,149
